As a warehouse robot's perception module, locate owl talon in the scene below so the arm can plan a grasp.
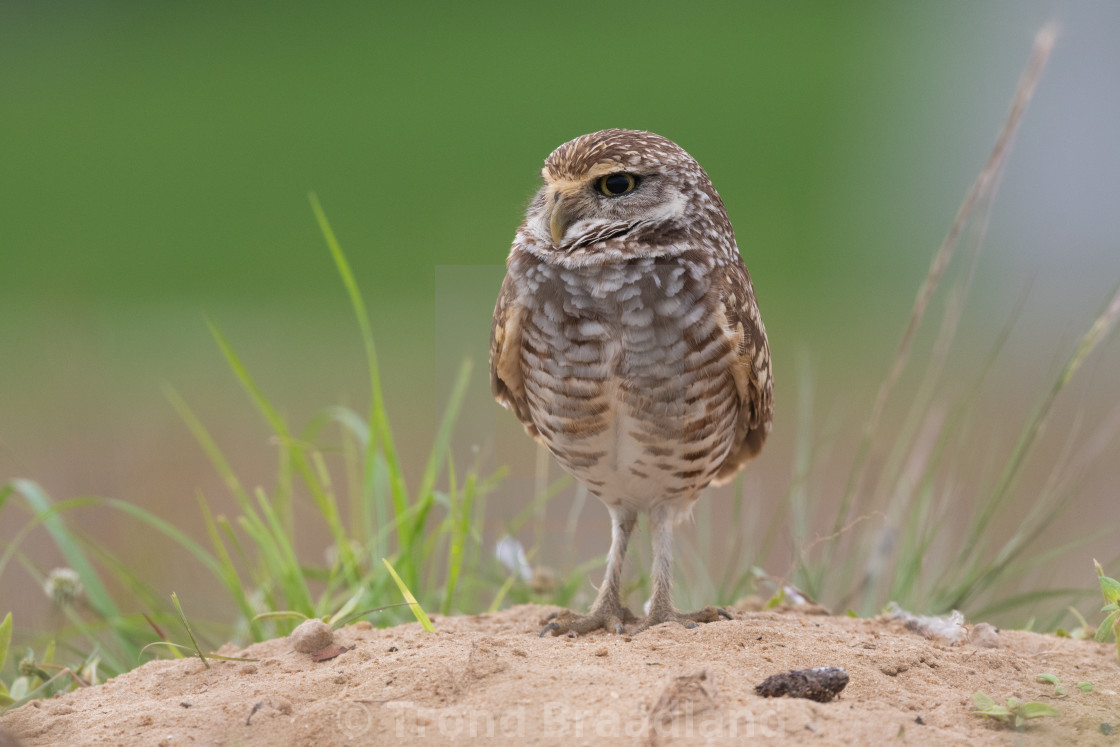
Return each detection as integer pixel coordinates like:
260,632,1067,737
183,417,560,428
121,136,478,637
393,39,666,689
539,621,562,638
635,605,732,633
538,606,637,637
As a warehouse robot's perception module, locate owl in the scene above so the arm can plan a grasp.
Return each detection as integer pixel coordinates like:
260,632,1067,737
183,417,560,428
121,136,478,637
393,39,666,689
490,129,773,636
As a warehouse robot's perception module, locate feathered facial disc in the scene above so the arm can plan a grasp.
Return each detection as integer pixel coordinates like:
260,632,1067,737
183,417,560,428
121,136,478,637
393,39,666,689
525,129,724,257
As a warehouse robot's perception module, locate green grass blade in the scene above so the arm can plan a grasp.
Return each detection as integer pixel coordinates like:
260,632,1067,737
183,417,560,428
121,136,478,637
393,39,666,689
205,317,296,531
11,481,119,619
947,285,1120,610
398,359,474,586
488,571,519,614
170,592,208,669
252,489,314,614
442,463,476,617
301,404,370,446
414,359,473,521
0,612,11,673
328,590,364,627
98,498,222,580
206,318,289,438
507,474,572,535
1095,610,1118,644
381,558,434,632
251,611,309,623
197,494,263,640
206,318,357,576
309,193,408,526
164,385,253,513
140,641,256,663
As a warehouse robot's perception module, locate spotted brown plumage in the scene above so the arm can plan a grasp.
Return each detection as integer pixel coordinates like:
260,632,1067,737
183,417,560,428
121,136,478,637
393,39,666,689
490,129,772,636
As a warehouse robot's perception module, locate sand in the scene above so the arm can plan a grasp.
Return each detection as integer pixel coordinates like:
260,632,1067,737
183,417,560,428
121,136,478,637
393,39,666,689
3,604,1118,745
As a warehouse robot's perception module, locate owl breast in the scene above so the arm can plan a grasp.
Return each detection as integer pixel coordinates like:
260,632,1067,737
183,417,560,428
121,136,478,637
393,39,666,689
514,252,739,513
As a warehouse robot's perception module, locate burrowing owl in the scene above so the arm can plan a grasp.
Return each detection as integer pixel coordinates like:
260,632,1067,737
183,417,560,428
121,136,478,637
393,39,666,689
490,129,773,636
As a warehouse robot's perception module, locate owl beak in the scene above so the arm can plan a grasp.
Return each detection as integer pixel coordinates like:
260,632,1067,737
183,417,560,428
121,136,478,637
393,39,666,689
550,195,576,245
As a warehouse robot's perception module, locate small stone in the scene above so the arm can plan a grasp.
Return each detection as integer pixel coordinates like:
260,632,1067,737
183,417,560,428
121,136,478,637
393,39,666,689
290,619,334,653
594,647,608,657
756,667,849,702
969,623,1000,648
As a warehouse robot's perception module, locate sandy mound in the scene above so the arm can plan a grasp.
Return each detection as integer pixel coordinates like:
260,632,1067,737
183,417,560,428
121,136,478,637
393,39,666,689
3,605,1117,745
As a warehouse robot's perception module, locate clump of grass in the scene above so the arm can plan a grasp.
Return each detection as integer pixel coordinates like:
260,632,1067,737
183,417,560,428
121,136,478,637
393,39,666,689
0,611,99,711
0,196,506,710
1034,673,1091,697
0,612,14,707
1093,560,1120,664
693,23,1120,628
972,691,1059,729
381,557,435,632
138,593,258,668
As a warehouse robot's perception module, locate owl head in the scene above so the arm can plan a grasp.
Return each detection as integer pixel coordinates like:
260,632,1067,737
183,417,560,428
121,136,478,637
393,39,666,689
518,129,736,265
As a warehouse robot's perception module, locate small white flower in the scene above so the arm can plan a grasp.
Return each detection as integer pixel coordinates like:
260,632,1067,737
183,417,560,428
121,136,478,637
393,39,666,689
495,535,532,581
44,567,83,607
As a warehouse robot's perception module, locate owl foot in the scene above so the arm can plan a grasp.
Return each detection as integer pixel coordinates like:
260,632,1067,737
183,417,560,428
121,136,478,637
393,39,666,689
634,605,733,633
539,605,639,637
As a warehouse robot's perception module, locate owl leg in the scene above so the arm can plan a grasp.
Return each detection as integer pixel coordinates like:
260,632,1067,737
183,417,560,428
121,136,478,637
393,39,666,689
540,507,639,637
635,507,732,632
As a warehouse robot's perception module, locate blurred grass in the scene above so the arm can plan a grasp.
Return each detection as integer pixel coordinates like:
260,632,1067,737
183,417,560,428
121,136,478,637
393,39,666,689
2,160,1120,710
2,0,958,644
2,0,1120,711
0,200,513,710
4,2,1093,512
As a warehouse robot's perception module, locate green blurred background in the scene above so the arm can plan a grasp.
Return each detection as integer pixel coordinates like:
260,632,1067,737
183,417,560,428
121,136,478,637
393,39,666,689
3,1,1119,628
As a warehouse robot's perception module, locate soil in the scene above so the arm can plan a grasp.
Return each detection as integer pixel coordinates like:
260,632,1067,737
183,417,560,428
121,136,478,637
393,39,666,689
2,603,1118,745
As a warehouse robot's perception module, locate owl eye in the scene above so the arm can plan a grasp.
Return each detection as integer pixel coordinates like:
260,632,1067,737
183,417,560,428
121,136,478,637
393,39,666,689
597,173,638,196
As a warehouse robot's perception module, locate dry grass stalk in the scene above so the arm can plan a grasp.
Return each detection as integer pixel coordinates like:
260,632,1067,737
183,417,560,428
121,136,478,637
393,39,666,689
835,23,1059,531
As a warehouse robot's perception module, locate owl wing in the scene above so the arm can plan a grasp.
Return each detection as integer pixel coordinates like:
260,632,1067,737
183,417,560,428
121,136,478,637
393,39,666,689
711,257,774,485
489,271,540,441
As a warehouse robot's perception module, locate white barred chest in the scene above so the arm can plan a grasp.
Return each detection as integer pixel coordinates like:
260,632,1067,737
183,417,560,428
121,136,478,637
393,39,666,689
512,254,739,512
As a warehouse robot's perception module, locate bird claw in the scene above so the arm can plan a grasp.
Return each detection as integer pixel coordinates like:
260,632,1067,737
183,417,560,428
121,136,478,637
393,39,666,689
538,607,636,637
635,605,734,632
